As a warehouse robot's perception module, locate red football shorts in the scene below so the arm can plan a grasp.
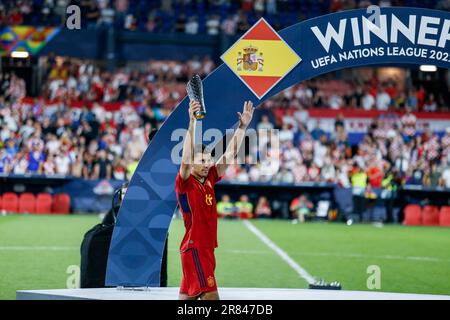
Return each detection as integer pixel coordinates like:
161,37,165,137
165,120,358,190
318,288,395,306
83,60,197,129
180,247,217,297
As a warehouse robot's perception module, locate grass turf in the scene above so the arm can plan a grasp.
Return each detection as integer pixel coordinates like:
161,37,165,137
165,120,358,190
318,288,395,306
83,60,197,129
0,215,449,299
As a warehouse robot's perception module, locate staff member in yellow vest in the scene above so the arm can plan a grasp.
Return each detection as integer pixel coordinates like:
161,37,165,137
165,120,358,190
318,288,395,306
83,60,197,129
235,194,253,219
216,194,236,219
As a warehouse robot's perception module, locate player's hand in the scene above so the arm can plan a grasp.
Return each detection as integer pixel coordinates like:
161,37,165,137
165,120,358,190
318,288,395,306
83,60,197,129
237,101,254,129
189,100,201,122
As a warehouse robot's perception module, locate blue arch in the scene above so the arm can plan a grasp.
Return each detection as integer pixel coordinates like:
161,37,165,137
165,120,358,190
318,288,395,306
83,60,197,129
106,7,450,286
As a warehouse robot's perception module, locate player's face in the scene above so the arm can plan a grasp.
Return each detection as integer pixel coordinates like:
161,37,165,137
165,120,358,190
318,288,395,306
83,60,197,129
192,152,213,178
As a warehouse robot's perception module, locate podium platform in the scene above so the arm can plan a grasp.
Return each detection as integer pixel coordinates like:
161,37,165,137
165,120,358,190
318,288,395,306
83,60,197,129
16,287,450,300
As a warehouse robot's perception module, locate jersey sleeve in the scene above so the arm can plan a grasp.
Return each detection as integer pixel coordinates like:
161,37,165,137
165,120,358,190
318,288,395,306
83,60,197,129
175,172,191,194
209,165,222,186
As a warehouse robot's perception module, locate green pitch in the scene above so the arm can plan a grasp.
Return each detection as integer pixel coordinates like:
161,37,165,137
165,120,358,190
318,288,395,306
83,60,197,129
1,214,450,300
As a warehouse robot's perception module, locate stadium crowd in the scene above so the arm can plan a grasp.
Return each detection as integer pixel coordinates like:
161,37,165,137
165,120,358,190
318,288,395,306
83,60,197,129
1,56,450,191
0,0,448,34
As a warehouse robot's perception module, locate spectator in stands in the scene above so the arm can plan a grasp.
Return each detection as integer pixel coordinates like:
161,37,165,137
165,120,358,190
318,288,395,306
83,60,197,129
71,153,84,178
4,139,18,158
124,13,137,31
313,134,328,168
311,120,325,141
274,163,294,183
221,13,237,36
175,13,187,32
376,86,391,111
442,128,450,157
440,161,450,188
407,88,418,110
82,152,95,179
8,7,23,25
0,123,12,142
362,90,375,110
424,134,440,163
236,10,250,33
206,14,220,35
0,146,12,174
400,107,417,139
279,123,294,144
93,149,112,179
112,158,127,180
27,141,45,173
185,16,199,34
55,151,71,175
424,162,441,187
257,115,274,131
266,0,277,14
290,194,313,224
217,194,236,219
235,194,253,219
321,157,336,182
336,165,351,187
424,93,437,112
328,93,343,109
85,1,101,28
7,74,26,102
42,152,56,175
254,196,271,218
12,150,28,174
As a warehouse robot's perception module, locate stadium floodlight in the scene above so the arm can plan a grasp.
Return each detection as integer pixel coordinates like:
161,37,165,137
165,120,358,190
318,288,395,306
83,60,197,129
419,65,437,72
11,51,29,58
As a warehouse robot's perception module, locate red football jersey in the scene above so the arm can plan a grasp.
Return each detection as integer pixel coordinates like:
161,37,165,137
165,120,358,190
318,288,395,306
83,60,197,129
175,166,222,252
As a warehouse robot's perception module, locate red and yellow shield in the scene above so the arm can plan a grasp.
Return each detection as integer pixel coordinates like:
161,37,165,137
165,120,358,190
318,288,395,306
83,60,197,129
221,18,301,99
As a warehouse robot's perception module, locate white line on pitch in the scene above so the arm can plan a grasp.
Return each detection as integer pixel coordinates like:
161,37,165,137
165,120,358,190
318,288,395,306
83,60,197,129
0,246,78,251
242,220,316,284
222,250,450,263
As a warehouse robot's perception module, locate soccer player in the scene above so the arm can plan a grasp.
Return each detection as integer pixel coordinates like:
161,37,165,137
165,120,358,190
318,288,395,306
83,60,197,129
176,99,254,300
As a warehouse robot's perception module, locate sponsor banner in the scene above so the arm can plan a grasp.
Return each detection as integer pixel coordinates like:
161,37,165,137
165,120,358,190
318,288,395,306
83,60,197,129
306,8,450,73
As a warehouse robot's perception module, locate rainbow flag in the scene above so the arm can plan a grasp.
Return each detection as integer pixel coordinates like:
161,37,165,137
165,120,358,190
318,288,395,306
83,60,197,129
221,18,301,99
0,26,60,56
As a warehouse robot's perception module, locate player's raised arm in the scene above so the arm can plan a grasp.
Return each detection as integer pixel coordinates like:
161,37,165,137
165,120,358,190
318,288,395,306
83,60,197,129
180,100,201,180
216,101,254,177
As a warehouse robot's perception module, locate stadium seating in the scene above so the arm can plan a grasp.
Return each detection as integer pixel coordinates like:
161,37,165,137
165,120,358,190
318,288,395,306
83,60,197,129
403,204,422,226
35,193,53,214
2,193,19,213
18,193,37,214
439,206,450,227
422,205,440,226
51,193,71,214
